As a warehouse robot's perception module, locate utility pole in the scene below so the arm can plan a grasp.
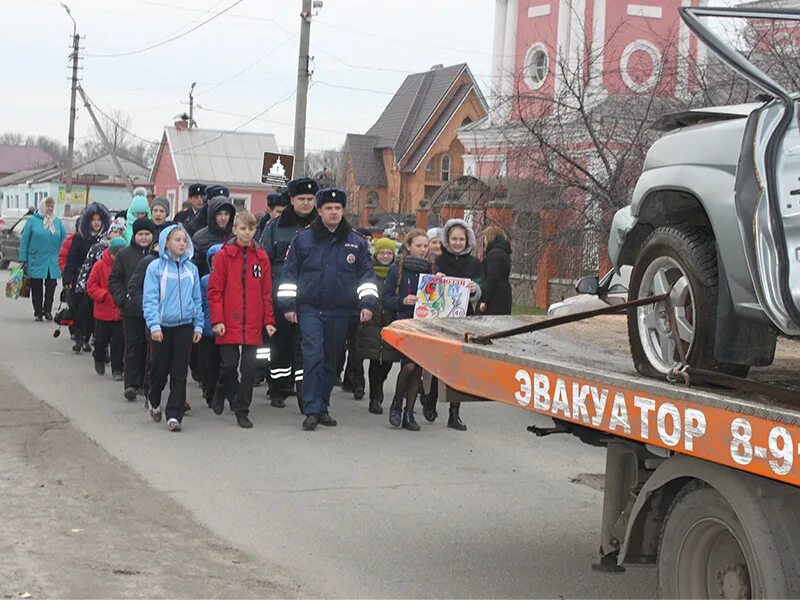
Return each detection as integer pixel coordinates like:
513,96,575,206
77,86,134,197
292,0,313,178
62,3,80,209
189,81,197,128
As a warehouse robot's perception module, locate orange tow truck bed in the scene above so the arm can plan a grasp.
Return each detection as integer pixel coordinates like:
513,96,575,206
383,315,800,487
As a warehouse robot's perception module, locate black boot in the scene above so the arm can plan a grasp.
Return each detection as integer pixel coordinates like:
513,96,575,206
421,393,437,423
402,409,420,431
210,390,225,415
270,393,286,408
319,412,337,427
72,341,82,353
353,387,365,400
94,361,105,376
302,414,319,431
448,404,467,431
368,391,383,415
389,397,403,428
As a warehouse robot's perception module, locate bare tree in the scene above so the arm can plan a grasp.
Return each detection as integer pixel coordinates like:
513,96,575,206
0,133,68,165
304,145,345,184
79,110,156,168
489,11,800,280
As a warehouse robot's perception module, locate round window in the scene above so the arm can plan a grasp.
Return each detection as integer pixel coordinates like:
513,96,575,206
524,44,549,90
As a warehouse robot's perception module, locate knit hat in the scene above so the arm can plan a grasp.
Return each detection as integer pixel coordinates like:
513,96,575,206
374,237,397,255
427,227,443,241
151,196,170,216
315,188,346,208
109,216,127,234
132,218,156,236
129,194,149,215
132,186,148,197
109,237,127,251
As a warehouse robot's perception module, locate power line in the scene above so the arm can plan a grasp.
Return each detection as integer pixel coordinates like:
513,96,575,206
313,47,416,74
198,33,297,95
313,80,395,96
196,105,351,135
173,87,298,156
79,89,161,146
85,0,246,58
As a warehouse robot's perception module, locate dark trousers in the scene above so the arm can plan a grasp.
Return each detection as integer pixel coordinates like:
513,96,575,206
73,293,94,342
269,308,304,397
147,324,193,421
299,309,349,416
123,316,147,389
30,277,57,317
337,317,365,390
198,336,221,401
368,360,393,399
218,344,258,416
93,319,124,373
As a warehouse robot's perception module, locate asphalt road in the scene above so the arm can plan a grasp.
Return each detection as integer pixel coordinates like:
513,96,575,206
0,284,657,598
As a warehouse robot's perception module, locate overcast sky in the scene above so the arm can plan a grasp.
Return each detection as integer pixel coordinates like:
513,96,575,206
0,0,497,154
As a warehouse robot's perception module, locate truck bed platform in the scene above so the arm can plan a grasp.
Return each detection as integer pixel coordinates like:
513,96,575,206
383,315,800,487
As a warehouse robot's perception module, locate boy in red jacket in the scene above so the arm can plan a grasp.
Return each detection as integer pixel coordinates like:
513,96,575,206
87,237,126,379
207,211,276,428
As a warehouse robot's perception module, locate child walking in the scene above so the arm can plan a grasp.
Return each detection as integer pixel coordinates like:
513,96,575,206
142,225,204,432
207,211,276,429
355,237,402,415
199,244,223,409
381,229,433,431
87,237,127,380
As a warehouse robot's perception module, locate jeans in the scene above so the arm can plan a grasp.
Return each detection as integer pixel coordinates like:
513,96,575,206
298,309,349,416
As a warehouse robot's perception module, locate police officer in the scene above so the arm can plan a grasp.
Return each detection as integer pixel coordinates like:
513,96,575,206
278,188,377,430
261,179,318,410
256,192,283,241
174,183,205,226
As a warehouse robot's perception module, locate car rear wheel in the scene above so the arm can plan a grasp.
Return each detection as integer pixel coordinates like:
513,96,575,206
627,225,748,379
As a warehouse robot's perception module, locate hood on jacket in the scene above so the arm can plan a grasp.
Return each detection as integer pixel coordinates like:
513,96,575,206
441,218,477,256
158,224,194,264
207,195,236,236
78,202,112,240
206,243,223,271
488,237,512,255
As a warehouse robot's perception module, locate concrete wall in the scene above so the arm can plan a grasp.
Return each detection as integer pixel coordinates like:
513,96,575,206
510,273,577,308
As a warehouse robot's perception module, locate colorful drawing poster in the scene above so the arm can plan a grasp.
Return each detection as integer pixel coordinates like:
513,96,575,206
414,274,472,319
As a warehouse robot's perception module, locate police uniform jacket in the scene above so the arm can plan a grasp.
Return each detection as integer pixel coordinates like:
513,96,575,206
277,217,378,316
259,204,318,283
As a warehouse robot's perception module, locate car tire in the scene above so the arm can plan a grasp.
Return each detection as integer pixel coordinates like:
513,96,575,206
627,224,749,379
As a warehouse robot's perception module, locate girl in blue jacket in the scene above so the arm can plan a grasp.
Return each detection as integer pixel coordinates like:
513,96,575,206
143,224,204,432
381,228,432,432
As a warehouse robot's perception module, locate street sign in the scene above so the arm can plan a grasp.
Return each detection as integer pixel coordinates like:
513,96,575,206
261,152,294,187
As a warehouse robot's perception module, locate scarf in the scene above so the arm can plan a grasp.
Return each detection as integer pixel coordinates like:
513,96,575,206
401,255,433,275
373,256,394,280
39,207,56,235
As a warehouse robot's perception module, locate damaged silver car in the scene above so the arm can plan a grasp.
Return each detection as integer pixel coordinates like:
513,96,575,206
610,6,800,378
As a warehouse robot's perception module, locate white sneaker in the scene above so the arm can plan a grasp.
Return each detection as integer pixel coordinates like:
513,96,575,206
167,418,182,432
145,400,162,423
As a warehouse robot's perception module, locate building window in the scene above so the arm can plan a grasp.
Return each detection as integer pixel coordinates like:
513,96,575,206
524,43,549,90
365,190,379,208
620,40,663,93
441,154,451,182
425,158,436,179
230,194,251,211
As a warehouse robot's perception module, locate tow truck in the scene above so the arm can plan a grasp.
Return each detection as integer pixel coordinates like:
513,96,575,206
383,313,800,598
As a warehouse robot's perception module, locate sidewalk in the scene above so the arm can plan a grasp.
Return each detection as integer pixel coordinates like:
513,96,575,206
0,367,303,599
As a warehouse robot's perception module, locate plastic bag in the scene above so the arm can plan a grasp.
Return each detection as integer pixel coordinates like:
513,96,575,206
5,265,24,299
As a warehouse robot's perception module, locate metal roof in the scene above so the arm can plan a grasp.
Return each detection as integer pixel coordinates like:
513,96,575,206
366,63,468,161
0,153,149,186
163,126,279,187
0,145,56,174
344,134,387,187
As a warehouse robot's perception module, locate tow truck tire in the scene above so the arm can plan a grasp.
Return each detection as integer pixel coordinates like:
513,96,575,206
658,481,787,599
627,225,748,379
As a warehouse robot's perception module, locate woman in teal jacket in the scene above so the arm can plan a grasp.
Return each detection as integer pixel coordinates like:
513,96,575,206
19,196,65,321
